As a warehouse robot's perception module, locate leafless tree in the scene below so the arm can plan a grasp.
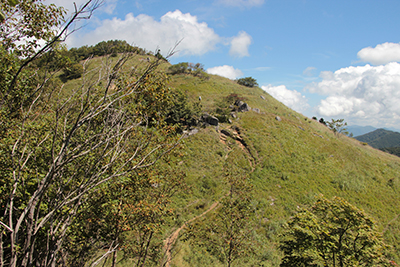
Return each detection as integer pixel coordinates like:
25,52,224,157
0,1,181,266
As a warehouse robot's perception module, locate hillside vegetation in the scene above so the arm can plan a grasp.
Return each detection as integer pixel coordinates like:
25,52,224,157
50,53,400,266
2,34,400,265
4,2,399,265
161,63,400,266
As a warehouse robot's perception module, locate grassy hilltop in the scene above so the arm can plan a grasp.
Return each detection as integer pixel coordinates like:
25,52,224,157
70,53,400,265
36,51,400,265
4,0,398,263
161,61,400,266
4,40,399,265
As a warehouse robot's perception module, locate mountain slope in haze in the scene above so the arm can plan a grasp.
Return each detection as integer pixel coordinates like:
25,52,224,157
164,69,400,266
355,128,400,148
346,125,376,137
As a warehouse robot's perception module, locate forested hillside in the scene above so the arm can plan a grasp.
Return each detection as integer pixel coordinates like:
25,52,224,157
355,129,400,149
1,1,400,266
355,129,400,158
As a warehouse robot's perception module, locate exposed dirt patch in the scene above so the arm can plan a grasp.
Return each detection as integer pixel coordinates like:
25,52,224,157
220,126,258,172
163,202,220,267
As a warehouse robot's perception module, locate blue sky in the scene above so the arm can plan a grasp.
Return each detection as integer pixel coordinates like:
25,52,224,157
50,0,400,130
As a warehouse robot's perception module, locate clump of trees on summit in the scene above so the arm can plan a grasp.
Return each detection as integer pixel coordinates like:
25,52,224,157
167,62,209,79
68,40,148,61
236,77,258,87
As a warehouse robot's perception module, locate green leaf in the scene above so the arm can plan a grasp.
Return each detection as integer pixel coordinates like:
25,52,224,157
8,0,19,7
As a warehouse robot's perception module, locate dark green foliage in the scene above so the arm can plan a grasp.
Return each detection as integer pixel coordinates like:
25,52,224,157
68,159,186,266
165,89,202,132
60,63,84,82
236,77,258,87
355,128,400,149
0,0,19,22
168,62,189,75
68,40,146,62
32,45,71,71
168,62,209,79
380,146,400,157
0,0,65,117
213,93,246,123
0,0,65,58
279,195,391,267
1,51,182,266
0,3,184,263
155,49,168,61
319,117,327,125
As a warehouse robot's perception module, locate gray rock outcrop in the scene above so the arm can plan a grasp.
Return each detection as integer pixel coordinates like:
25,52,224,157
201,113,219,126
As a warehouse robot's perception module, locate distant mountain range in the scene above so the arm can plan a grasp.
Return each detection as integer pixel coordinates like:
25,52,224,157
346,125,377,137
354,128,400,157
347,125,400,137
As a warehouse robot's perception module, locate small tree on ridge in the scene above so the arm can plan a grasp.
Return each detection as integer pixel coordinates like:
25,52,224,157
236,77,258,87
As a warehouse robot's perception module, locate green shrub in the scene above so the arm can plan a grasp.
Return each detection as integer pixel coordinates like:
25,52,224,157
236,77,258,87
165,89,202,132
60,63,83,82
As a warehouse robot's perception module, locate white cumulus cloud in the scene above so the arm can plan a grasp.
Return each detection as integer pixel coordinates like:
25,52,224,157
358,42,400,65
262,85,310,112
306,62,400,127
66,10,221,56
229,31,252,57
217,0,265,7
206,65,243,79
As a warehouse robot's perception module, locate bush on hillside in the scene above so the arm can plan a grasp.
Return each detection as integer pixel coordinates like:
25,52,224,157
279,195,391,267
165,90,202,132
319,117,327,125
236,77,258,87
213,93,248,123
60,63,83,82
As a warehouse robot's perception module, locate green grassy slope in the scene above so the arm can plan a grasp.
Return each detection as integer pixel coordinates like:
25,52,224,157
65,54,400,265
166,72,400,266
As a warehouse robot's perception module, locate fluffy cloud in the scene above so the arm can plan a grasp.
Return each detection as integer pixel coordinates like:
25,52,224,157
229,31,252,57
206,65,243,79
67,10,221,56
262,85,309,112
306,62,400,127
217,0,265,7
357,42,400,65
